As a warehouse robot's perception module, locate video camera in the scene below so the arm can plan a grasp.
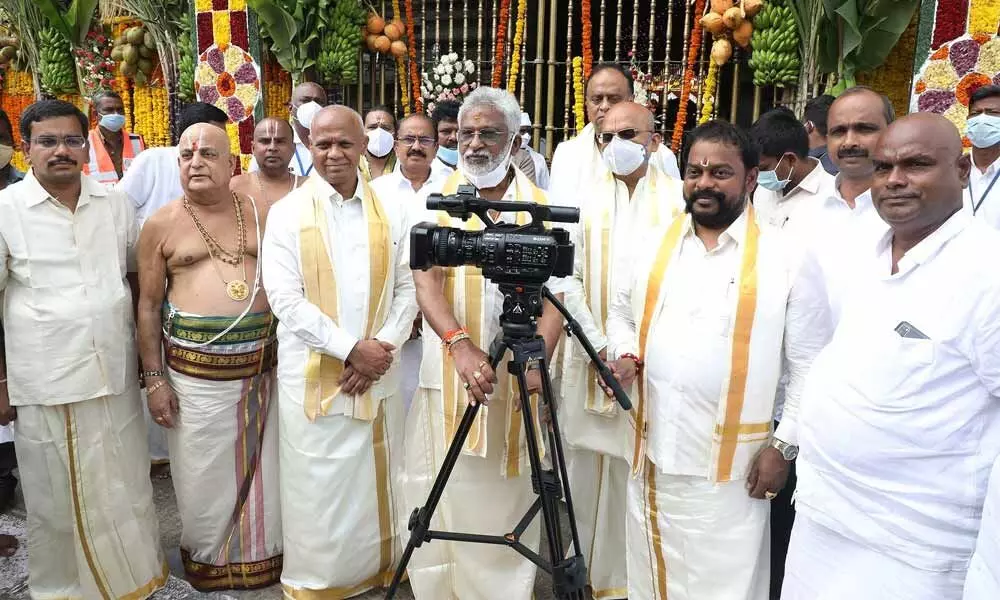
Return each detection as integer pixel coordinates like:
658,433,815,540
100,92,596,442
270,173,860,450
409,184,579,286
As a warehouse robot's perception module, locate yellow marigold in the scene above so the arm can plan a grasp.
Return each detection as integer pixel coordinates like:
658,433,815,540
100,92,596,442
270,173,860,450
699,61,720,124
213,12,231,48
968,0,1000,35
226,122,240,156
235,85,258,107
11,151,27,172
506,0,527,92
195,0,213,11
572,57,585,133
230,0,246,10
240,154,251,172
923,60,959,90
978,38,1000,74
943,101,969,138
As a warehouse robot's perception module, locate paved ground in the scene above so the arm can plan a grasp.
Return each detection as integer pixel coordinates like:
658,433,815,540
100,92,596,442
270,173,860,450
0,471,574,599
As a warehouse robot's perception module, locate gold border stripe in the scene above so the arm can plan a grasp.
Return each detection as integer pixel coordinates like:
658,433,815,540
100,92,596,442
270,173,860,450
646,460,668,600
716,209,760,482
714,421,772,436
282,569,391,600
372,404,392,574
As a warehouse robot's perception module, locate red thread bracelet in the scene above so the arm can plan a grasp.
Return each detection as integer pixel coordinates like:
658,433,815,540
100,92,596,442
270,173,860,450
442,327,468,345
619,353,643,371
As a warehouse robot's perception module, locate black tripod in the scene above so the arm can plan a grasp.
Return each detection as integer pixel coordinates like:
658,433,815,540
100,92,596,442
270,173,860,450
385,285,632,600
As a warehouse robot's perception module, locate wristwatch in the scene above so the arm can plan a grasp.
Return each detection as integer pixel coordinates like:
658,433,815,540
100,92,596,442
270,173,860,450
770,437,799,461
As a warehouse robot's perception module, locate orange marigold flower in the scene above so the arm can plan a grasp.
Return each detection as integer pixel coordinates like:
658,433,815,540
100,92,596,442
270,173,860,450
915,80,926,93
217,72,236,97
931,46,949,60
956,72,992,106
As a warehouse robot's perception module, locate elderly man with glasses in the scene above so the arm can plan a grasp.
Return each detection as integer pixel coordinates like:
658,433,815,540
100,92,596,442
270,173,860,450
0,99,166,598
403,86,568,600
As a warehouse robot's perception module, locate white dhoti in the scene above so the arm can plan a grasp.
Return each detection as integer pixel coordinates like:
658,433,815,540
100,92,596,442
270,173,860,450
140,389,170,464
401,338,423,415
403,387,539,600
782,514,967,600
279,381,406,598
13,390,167,599
626,462,769,600
566,449,628,599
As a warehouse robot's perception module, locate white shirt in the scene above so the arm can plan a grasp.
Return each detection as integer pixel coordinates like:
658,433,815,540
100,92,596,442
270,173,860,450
653,145,682,180
370,165,449,227
248,129,314,176
752,158,838,230
0,172,139,406
262,172,416,389
526,147,550,190
795,211,1000,573
964,153,1000,231
607,212,828,476
116,146,182,227
430,156,456,180
965,456,1000,599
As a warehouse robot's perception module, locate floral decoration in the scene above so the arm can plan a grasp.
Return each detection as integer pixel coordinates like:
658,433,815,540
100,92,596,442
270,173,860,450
969,0,1000,36
422,53,479,113
572,56,585,133
931,1,969,49
672,0,706,153
581,0,593,79
132,84,171,147
74,28,117,96
195,44,261,123
404,0,421,112
397,57,411,116
2,69,34,172
858,10,919,118
263,54,291,120
492,0,512,87
506,0,528,92
698,60,719,125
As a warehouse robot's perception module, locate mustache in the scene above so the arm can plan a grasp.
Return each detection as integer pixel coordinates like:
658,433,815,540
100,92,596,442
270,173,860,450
687,189,727,204
48,157,77,166
407,149,426,158
838,146,868,159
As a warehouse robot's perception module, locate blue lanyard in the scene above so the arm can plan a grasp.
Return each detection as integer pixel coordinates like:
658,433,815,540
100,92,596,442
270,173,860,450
969,168,1000,214
293,147,313,176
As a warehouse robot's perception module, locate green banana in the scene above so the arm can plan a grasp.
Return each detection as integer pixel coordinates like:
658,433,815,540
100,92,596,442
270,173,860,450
748,0,800,87
39,27,77,94
317,0,367,85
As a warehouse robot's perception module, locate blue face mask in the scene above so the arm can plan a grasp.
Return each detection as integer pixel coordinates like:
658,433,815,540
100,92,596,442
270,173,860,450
437,145,459,166
966,114,1000,149
757,155,792,192
99,113,126,133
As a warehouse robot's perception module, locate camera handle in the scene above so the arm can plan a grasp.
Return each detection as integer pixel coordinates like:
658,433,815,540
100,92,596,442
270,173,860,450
385,326,588,600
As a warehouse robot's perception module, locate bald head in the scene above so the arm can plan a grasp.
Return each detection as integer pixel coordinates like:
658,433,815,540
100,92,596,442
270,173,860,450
179,123,235,197
310,106,366,193
871,113,970,236
291,82,327,107
597,101,661,177
602,101,656,133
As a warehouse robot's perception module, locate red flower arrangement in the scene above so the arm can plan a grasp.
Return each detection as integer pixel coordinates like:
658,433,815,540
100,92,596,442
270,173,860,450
931,0,969,49
404,0,421,112
492,0,512,87
581,0,593,79
74,28,117,95
672,0,706,153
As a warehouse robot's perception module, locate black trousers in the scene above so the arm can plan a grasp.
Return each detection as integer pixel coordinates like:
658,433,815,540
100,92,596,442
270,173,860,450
0,441,13,478
769,423,797,600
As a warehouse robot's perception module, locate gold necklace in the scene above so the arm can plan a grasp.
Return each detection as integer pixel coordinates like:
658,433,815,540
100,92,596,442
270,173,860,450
185,193,250,301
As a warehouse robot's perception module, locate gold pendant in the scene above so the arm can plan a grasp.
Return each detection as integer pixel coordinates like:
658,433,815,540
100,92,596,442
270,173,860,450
226,279,250,301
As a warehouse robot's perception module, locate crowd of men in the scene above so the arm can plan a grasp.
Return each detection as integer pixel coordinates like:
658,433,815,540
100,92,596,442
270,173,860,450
0,61,997,600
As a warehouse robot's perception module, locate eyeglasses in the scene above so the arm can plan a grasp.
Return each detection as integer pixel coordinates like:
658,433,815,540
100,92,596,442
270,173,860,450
31,135,87,149
597,128,652,145
458,128,506,146
397,135,437,147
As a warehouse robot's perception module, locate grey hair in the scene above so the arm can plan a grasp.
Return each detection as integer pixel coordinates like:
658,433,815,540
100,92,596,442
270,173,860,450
458,86,521,136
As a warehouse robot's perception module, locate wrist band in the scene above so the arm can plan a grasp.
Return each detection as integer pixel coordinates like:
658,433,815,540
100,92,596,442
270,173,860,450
442,327,468,346
147,380,168,395
445,332,471,353
619,353,643,371
142,370,165,381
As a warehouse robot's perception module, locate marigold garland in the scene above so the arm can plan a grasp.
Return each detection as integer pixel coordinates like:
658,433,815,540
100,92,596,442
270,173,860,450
698,60,719,125
397,57,411,116
672,0,706,153
263,55,291,119
572,57,585,133
2,69,34,172
969,0,1000,36
131,84,171,147
581,0,593,79
506,0,527,92
492,0,513,87
404,0,421,112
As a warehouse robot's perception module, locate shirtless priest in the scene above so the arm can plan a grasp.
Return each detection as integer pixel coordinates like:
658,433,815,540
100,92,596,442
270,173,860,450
231,117,306,209
136,123,282,590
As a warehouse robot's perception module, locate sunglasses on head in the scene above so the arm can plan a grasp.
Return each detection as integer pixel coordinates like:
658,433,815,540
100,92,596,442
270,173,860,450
597,128,652,145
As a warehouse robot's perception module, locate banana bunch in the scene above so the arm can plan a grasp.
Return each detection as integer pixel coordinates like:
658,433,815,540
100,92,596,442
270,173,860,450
317,0,367,85
39,27,77,95
748,0,801,87
176,14,195,102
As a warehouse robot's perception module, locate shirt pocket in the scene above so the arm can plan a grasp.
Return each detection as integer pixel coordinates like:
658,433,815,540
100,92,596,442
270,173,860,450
847,328,935,404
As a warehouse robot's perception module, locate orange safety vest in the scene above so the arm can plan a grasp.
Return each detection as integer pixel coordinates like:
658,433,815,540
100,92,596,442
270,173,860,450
84,128,145,185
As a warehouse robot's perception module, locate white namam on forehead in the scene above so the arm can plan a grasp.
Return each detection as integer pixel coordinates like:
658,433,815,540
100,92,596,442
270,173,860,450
458,86,521,134
179,123,228,152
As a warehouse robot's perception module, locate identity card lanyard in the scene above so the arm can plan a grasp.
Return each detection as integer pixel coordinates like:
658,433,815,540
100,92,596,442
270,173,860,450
969,169,1000,214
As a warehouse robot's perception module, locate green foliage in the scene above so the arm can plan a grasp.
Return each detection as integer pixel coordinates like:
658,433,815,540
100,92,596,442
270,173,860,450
248,0,332,83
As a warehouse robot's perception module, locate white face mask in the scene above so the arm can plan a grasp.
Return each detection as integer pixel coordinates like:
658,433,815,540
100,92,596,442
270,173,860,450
293,101,322,131
601,135,648,176
461,138,515,189
366,127,395,158
966,114,1000,149
520,132,531,148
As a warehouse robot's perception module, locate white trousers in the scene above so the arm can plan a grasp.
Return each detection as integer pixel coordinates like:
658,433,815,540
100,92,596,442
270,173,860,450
626,461,769,600
781,513,967,600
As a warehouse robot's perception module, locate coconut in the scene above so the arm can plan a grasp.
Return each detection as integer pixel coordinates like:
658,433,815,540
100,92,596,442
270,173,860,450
137,58,154,75
2,46,19,60
126,27,145,45
139,45,154,59
122,44,139,65
134,72,147,86
374,35,391,53
367,15,385,34
390,40,407,58
144,32,155,49
722,7,743,29
700,12,726,35
733,20,753,48
110,45,124,61
710,0,734,13
383,23,402,41
743,0,764,18
366,34,379,51
120,62,137,77
711,38,733,65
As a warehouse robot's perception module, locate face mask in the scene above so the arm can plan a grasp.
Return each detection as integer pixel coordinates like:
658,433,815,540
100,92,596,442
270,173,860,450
520,133,530,149
437,145,459,166
601,135,648,176
757,155,792,192
99,113,126,133
461,138,515,189
366,127,395,158
966,114,1000,149
0,144,12,169
293,101,322,131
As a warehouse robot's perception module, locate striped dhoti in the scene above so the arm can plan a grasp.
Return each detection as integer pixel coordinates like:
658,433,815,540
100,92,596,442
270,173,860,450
163,304,283,590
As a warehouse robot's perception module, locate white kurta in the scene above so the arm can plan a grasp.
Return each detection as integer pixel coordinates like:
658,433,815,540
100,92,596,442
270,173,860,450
262,172,417,597
606,210,830,600
964,456,1000,600
788,211,1000,599
963,152,1000,230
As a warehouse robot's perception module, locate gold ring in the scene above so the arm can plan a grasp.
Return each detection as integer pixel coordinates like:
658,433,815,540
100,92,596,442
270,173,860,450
478,360,488,369
463,381,471,390
765,491,778,500
473,371,482,380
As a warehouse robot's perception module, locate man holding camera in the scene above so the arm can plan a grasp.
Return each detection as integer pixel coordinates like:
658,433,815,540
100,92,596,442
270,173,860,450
261,105,417,597
556,100,684,598
405,86,566,600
